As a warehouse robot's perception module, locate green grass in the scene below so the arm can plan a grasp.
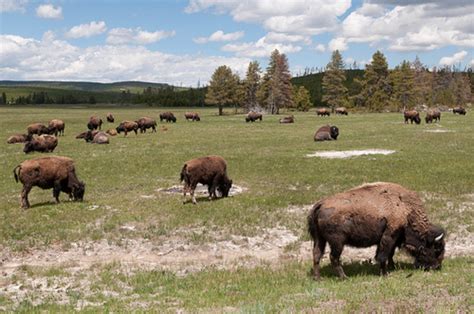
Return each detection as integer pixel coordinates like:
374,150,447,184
0,106,473,311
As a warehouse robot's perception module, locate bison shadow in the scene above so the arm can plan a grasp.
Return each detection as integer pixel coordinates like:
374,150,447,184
27,199,85,209
311,260,415,279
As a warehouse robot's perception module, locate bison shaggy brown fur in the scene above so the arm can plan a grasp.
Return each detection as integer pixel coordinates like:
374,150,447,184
316,108,331,116
106,113,115,123
13,156,85,208
279,115,294,123
335,107,348,115
106,129,118,136
83,131,109,144
308,182,445,280
136,117,157,133
27,123,50,136
184,112,201,121
87,116,103,130
425,109,441,123
404,110,421,124
24,135,58,154
245,111,263,122
314,125,339,141
180,155,233,204
7,134,30,144
116,121,138,136
48,119,65,136
160,112,177,123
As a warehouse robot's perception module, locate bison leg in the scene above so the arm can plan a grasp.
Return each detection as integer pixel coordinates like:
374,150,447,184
21,184,32,209
312,237,327,280
124,130,128,137
329,243,347,279
375,230,400,276
53,181,61,204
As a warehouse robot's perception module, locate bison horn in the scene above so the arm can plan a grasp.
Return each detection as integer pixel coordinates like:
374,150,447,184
435,233,444,241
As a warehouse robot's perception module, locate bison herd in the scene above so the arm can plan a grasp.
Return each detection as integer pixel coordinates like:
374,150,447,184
7,105,468,279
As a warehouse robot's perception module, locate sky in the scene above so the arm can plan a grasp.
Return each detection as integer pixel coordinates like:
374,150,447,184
0,0,473,86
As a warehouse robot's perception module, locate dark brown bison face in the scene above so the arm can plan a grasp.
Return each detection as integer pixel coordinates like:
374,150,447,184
406,225,445,271
72,182,85,201
116,125,124,133
195,116,200,121
23,142,34,154
171,116,177,122
218,178,233,197
84,131,94,142
330,126,339,140
414,116,421,124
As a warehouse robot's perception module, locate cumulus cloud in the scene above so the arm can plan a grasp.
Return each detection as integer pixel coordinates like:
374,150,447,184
0,0,28,12
36,4,62,19
439,51,468,66
221,34,302,58
106,28,176,45
65,21,107,39
314,44,326,52
328,38,348,51
185,0,351,35
193,30,244,44
0,33,250,86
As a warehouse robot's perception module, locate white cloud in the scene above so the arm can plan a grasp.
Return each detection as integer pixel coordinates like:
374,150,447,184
314,44,326,52
36,4,62,19
65,21,107,39
439,50,468,66
328,38,348,51
0,0,28,12
264,32,311,45
0,33,250,86
106,28,176,45
185,0,351,35
193,30,244,44
222,34,302,58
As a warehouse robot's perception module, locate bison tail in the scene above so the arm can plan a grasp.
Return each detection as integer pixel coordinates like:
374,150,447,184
180,164,187,182
13,165,21,183
307,201,322,241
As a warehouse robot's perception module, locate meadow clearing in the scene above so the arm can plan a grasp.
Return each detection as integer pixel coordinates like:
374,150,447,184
0,106,473,312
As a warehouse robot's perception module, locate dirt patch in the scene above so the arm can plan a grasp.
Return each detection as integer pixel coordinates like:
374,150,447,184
424,129,452,133
306,149,396,159
157,183,247,197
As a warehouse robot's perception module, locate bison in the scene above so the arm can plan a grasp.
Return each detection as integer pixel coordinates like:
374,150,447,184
7,134,30,144
335,107,348,115
48,119,65,136
314,125,339,141
136,117,157,133
27,123,50,136
279,115,294,124
13,156,85,209
24,135,58,154
452,107,466,115
317,108,331,116
83,131,109,144
404,110,421,124
76,130,97,139
116,120,138,136
245,111,263,122
180,155,233,205
87,116,103,130
425,109,441,123
106,129,118,136
159,112,177,123
106,113,115,123
308,182,445,280
184,112,201,121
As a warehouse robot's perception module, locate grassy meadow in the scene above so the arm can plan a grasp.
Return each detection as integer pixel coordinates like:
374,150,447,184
0,106,473,311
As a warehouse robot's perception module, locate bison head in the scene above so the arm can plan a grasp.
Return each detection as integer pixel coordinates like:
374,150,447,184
72,181,85,201
330,126,339,140
84,131,94,142
171,116,177,123
195,116,200,121
405,225,445,270
414,116,421,124
116,125,124,134
218,178,233,197
23,141,34,154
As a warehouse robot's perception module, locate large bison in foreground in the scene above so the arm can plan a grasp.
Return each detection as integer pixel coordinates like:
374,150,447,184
308,182,445,280
314,125,339,141
13,156,85,208
180,155,233,204
404,110,421,124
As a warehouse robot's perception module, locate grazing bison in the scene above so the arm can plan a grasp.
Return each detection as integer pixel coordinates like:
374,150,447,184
452,107,466,115
106,113,115,123
308,182,445,280
279,115,295,124
335,107,348,115
106,129,118,136
184,112,201,121
24,135,58,154
180,155,233,204
404,110,421,124
48,119,65,136
159,112,177,123
13,156,85,209
27,123,50,136
245,111,263,122
116,120,138,136
7,134,30,144
425,109,441,123
314,125,339,141
317,108,331,116
136,117,157,133
87,116,103,130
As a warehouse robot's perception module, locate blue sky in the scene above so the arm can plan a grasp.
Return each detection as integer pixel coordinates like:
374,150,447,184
1,0,473,86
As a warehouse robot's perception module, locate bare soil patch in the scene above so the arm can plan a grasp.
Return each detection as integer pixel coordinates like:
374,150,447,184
157,183,247,197
306,149,396,159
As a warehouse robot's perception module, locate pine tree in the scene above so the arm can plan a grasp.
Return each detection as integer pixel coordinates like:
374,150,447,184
322,50,348,112
412,56,431,106
390,60,415,111
242,61,261,112
452,73,471,106
292,86,312,111
358,50,391,112
205,65,239,115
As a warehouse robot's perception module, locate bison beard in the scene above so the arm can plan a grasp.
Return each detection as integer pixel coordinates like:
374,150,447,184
307,182,445,280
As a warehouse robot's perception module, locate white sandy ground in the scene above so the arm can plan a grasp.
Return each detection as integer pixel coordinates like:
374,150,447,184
424,129,452,133
306,149,396,159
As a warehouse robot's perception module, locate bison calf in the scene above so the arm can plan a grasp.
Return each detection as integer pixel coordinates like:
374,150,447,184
24,135,58,154
13,156,85,209
308,182,445,280
180,155,233,204
314,125,339,141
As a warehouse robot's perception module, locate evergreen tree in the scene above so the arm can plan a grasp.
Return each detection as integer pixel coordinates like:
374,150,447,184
205,65,239,115
389,60,415,110
412,56,431,106
1,92,6,105
242,61,261,112
452,73,471,106
358,50,391,112
292,86,311,111
322,50,348,112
